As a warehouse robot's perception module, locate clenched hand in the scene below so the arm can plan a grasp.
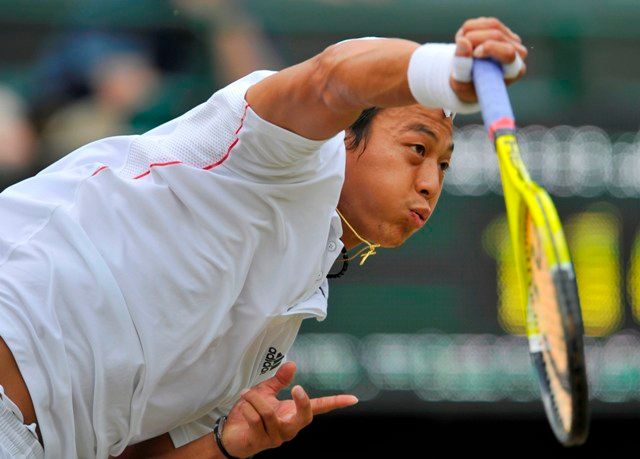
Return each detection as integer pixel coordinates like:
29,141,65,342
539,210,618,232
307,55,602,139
451,16,528,103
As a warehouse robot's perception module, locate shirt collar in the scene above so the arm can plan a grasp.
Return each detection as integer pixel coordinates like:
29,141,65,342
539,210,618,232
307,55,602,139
330,209,343,241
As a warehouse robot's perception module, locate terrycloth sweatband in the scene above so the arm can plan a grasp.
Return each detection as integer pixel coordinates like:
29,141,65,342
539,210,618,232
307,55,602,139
407,43,480,115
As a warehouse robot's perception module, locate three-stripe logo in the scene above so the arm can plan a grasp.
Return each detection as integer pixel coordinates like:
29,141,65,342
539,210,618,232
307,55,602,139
260,346,284,375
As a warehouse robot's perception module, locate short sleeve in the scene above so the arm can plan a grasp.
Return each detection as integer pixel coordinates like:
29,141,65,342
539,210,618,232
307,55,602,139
115,70,345,181
222,102,341,180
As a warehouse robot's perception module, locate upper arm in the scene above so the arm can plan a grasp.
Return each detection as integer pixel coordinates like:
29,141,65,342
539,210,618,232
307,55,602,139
114,432,218,459
113,433,175,458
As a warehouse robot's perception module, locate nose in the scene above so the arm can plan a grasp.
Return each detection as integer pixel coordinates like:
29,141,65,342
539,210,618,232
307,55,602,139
414,159,442,199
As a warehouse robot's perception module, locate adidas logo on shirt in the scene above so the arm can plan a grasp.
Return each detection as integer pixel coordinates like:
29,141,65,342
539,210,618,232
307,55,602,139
260,346,284,375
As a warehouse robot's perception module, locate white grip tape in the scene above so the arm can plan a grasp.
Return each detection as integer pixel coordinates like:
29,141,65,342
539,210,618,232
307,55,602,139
426,47,523,85
502,53,524,79
407,43,479,115
452,53,522,82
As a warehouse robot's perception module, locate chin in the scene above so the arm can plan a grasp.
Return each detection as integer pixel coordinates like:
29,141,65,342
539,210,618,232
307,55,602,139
378,231,412,248
369,220,415,248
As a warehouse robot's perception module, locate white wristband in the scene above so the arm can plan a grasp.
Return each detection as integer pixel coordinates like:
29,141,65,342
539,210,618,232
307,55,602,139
407,43,479,115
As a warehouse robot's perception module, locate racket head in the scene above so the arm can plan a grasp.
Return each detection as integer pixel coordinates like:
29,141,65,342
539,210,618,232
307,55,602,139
523,199,590,446
473,58,590,446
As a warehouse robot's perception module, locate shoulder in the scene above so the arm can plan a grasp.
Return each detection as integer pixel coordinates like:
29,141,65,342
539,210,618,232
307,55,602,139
213,70,277,110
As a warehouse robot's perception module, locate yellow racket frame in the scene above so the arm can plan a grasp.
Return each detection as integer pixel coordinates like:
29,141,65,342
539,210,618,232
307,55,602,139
494,134,573,338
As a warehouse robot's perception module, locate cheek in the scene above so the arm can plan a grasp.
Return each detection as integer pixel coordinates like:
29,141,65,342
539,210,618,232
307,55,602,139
368,161,411,211
372,149,412,184
345,147,417,228
349,150,404,192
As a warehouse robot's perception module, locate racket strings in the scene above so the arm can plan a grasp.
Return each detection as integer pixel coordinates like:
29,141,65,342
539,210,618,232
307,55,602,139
526,215,573,433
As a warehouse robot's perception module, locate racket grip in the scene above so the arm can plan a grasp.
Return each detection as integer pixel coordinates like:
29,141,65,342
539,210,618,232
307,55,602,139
472,59,516,136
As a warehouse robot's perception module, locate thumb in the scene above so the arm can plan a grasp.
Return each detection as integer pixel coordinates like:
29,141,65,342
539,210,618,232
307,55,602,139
256,361,297,395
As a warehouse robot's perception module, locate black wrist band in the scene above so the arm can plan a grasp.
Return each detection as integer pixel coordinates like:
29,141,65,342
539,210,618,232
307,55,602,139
214,416,241,459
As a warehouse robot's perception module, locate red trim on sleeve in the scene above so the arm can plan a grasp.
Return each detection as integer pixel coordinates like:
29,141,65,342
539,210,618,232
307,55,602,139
91,104,250,180
203,104,250,171
133,161,183,180
91,165,109,177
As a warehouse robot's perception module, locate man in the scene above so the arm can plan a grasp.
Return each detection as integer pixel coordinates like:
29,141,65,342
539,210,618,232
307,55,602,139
0,17,526,458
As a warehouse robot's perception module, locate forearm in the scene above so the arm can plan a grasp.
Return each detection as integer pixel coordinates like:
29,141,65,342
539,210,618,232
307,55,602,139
150,433,224,459
315,38,420,114
117,432,225,459
246,38,421,140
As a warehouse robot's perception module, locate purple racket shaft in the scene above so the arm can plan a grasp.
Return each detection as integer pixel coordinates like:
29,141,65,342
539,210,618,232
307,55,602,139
472,59,516,137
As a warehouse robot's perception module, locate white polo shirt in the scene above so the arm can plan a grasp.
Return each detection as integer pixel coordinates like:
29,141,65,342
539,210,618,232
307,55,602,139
0,71,346,457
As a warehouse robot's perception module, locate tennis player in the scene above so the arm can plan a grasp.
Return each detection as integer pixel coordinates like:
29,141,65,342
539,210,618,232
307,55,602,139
0,17,526,459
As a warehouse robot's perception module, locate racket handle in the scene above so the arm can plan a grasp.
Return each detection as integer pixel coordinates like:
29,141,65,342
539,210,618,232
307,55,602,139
472,59,516,136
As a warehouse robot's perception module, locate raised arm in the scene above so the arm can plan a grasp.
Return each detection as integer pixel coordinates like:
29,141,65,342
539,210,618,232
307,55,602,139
246,38,419,140
246,17,527,140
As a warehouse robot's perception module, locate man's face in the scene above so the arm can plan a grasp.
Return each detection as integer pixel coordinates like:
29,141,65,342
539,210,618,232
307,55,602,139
339,105,454,248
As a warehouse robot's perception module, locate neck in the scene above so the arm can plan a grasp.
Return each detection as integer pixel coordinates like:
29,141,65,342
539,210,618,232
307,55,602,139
339,224,361,250
336,207,360,249
336,208,380,265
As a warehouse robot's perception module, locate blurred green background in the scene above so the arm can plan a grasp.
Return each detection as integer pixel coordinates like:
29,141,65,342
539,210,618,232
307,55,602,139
1,0,639,453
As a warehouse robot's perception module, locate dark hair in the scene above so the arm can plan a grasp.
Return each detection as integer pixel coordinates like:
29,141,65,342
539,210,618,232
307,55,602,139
345,107,380,151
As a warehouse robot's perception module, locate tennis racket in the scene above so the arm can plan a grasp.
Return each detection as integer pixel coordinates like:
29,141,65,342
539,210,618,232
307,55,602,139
472,59,589,446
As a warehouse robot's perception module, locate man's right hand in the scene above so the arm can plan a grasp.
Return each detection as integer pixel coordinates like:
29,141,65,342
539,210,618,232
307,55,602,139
221,361,358,458
451,17,528,104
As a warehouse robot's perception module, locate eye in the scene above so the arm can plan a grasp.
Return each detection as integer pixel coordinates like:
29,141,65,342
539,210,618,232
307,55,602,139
440,161,450,172
410,144,426,156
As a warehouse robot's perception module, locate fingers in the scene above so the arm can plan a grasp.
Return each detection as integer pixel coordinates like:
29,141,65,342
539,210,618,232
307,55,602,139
472,40,526,82
241,389,283,445
235,383,358,457
240,399,264,431
310,394,359,415
239,383,317,447
454,35,473,58
472,40,518,63
464,30,527,58
458,17,520,42
292,385,313,427
455,17,528,74
278,384,314,441
255,361,297,395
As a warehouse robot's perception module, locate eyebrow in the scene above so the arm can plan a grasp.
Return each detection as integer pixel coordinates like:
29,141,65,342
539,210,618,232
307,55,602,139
402,123,455,153
402,123,437,139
